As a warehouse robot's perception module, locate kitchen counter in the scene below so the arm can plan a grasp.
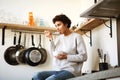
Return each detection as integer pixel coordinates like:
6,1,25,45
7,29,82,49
67,67,120,80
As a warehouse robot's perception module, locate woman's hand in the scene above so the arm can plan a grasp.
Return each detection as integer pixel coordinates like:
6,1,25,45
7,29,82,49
44,30,53,40
55,52,67,60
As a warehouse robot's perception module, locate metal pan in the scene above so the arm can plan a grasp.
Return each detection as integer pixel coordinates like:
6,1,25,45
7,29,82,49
25,47,42,66
15,33,26,64
4,32,24,65
38,34,47,64
24,34,42,66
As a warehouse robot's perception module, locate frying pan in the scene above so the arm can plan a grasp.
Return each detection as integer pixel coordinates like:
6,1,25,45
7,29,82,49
38,34,47,64
24,34,42,66
16,48,26,64
4,32,24,65
15,33,26,64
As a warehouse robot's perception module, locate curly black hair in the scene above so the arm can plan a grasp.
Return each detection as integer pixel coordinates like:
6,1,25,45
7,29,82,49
52,14,71,28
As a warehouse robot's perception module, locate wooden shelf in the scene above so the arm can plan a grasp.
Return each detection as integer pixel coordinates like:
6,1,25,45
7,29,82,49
0,19,107,35
0,23,56,32
74,18,108,35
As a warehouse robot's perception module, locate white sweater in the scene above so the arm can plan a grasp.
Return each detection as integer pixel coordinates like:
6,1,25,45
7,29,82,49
50,32,87,76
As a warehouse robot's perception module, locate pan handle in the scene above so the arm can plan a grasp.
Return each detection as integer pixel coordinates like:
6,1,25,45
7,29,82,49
37,34,42,48
31,34,35,46
16,32,23,49
2,26,6,45
18,32,21,45
13,33,16,45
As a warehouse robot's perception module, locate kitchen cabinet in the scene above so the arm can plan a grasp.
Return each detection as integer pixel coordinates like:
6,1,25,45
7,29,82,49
80,0,120,18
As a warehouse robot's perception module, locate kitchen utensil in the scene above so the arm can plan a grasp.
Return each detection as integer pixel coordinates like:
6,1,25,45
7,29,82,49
13,32,16,45
104,54,106,63
4,32,24,65
97,49,103,62
37,34,47,64
15,33,26,64
24,34,42,66
2,26,6,45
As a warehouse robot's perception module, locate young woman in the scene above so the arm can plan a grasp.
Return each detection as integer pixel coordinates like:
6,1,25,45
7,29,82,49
32,14,87,80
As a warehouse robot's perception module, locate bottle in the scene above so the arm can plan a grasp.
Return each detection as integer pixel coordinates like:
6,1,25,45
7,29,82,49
40,19,44,27
28,12,35,26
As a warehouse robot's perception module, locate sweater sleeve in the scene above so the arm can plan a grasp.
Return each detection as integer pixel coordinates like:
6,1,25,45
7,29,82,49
67,35,87,62
50,36,60,55
50,40,55,52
